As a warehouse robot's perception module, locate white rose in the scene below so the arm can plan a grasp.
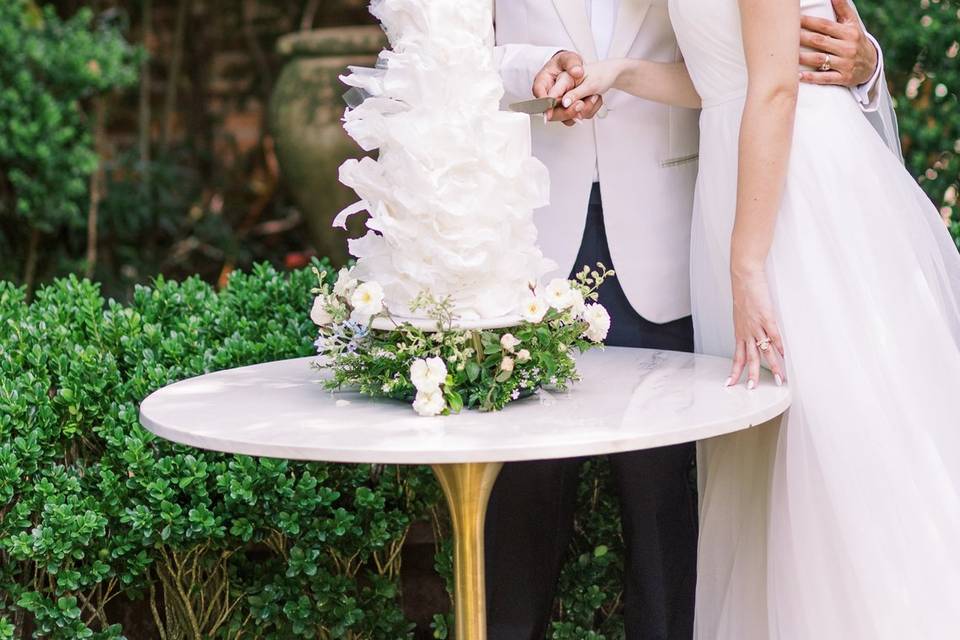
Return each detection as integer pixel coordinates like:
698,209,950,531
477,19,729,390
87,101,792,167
568,289,586,318
409,356,448,391
310,296,333,326
500,333,521,353
333,267,358,298
520,293,549,324
350,281,385,321
500,356,515,373
544,278,574,310
516,349,531,363
412,387,446,417
583,304,612,343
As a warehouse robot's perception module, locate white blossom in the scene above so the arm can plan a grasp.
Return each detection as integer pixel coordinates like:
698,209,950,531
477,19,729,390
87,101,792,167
333,267,358,298
544,278,574,310
412,387,446,417
500,333,521,353
350,281,385,322
409,356,448,391
520,293,549,324
500,356,515,374
583,304,611,343
568,289,586,318
310,296,333,327
516,349,532,363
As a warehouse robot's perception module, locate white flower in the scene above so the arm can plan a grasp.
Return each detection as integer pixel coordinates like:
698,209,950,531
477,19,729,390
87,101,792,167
516,349,531,363
409,356,448,391
500,356,515,373
333,267,358,298
500,333,521,353
520,293,549,324
350,281,385,321
583,304,612,343
310,296,333,326
412,387,446,417
568,289,586,318
544,278,574,310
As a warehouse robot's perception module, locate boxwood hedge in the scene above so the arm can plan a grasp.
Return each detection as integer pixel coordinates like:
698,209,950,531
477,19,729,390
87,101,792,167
0,263,626,639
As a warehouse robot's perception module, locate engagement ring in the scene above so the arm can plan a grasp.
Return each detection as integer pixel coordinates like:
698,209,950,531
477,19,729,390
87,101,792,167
756,338,772,352
819,55,832,72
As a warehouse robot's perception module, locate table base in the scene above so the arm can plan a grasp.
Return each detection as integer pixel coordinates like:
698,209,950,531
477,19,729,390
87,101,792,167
431,462,503,640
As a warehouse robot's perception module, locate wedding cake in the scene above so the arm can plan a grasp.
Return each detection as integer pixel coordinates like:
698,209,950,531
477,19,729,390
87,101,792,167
333,0,555,326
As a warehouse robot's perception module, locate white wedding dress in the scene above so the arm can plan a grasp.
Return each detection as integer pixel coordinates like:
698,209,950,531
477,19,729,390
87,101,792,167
668,0,960,637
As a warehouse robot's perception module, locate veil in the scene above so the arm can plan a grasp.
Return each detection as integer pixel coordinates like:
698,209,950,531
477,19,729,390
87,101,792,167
849,0,904,162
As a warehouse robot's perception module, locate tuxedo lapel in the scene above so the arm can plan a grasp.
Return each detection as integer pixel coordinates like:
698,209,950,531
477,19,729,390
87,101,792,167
552,0,599,62
607,0,653,61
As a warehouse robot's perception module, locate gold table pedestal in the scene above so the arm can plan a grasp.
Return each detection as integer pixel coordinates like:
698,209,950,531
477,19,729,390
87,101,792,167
431,462,504,640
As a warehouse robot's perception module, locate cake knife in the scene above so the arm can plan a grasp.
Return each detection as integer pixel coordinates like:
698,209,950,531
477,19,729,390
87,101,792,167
508,97,558,115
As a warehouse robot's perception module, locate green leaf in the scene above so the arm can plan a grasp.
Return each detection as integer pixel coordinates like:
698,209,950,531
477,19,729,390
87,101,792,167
465,360,481,382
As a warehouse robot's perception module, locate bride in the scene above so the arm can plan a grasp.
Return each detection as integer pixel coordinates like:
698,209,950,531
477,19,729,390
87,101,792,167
561,0,960,637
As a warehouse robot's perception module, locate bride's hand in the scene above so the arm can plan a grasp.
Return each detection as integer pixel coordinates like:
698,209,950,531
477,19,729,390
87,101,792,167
559,59,626,111
728,266,787,389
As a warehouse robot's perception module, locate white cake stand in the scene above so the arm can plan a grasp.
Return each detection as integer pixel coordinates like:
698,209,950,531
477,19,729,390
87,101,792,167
140,347,790,639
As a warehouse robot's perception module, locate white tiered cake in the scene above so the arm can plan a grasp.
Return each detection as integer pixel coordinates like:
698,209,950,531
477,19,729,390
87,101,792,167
333,0,555,328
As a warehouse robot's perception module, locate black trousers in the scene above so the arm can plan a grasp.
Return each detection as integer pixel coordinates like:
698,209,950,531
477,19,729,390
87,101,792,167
485,184,698,640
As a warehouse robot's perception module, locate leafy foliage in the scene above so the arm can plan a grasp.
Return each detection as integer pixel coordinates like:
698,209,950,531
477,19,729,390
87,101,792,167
859,0,960,247
0,262,442,638
0,0,138,231
0,263,633,638
314,266,614,414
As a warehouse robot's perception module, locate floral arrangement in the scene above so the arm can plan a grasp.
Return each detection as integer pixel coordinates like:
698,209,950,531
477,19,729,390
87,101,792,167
309,264,614,415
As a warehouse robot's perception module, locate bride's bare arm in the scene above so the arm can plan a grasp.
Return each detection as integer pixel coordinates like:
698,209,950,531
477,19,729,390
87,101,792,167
559,58,701,110
727,0,799,388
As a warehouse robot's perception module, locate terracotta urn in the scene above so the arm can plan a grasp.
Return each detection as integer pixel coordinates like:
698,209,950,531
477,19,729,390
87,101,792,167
269,25,387,265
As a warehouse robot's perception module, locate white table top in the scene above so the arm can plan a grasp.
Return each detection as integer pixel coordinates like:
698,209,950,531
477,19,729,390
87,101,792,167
139,348,790,464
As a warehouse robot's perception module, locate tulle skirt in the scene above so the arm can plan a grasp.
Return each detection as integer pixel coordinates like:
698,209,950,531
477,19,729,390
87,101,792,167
691,84,960,639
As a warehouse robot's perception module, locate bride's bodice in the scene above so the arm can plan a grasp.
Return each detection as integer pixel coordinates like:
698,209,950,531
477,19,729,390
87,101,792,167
668,0,837,108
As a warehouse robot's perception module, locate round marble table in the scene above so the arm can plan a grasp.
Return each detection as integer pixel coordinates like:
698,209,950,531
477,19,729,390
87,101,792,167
140,347,790,640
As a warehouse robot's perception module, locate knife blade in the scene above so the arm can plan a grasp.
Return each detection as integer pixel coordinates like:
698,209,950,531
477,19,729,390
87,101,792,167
508,97,558,115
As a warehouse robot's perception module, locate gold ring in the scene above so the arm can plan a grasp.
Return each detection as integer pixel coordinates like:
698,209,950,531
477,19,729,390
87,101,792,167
819,55,832,72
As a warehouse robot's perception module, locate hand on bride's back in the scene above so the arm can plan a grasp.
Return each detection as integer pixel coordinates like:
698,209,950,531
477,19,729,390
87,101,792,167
728,266,787,390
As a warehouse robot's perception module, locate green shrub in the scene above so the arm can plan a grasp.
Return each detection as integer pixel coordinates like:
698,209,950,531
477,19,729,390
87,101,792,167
0,262,441,638
0,263,630,638
0,1,137,229
860,1,960,246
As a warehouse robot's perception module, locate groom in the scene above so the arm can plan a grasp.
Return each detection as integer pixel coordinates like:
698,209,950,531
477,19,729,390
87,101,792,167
489,1,885,638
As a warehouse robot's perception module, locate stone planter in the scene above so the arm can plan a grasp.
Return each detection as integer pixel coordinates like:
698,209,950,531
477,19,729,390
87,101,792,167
269,26,387,265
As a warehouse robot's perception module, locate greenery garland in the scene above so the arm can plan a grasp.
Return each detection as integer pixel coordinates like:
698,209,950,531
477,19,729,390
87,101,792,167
309,264,615,414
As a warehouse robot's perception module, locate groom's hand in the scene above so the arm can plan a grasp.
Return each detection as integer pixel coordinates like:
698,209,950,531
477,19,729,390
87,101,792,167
799,0,878,87
533,51,603,126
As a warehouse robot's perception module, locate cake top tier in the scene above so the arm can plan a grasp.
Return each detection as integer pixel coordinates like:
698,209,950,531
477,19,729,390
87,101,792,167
335,0,555,323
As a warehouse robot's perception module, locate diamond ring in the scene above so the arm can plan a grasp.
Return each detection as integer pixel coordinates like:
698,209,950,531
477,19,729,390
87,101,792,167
756,338,772,352
819,55,832,72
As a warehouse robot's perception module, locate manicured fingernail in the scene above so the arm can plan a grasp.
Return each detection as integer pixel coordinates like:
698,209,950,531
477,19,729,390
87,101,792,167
747,379,756,390
591,95,599,103
562,97,572,108
775,374,783,387
724,377,733,387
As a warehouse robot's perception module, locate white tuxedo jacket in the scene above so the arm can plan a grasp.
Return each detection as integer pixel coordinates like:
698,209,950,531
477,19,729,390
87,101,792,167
495,0,700,324
493,0,885,324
